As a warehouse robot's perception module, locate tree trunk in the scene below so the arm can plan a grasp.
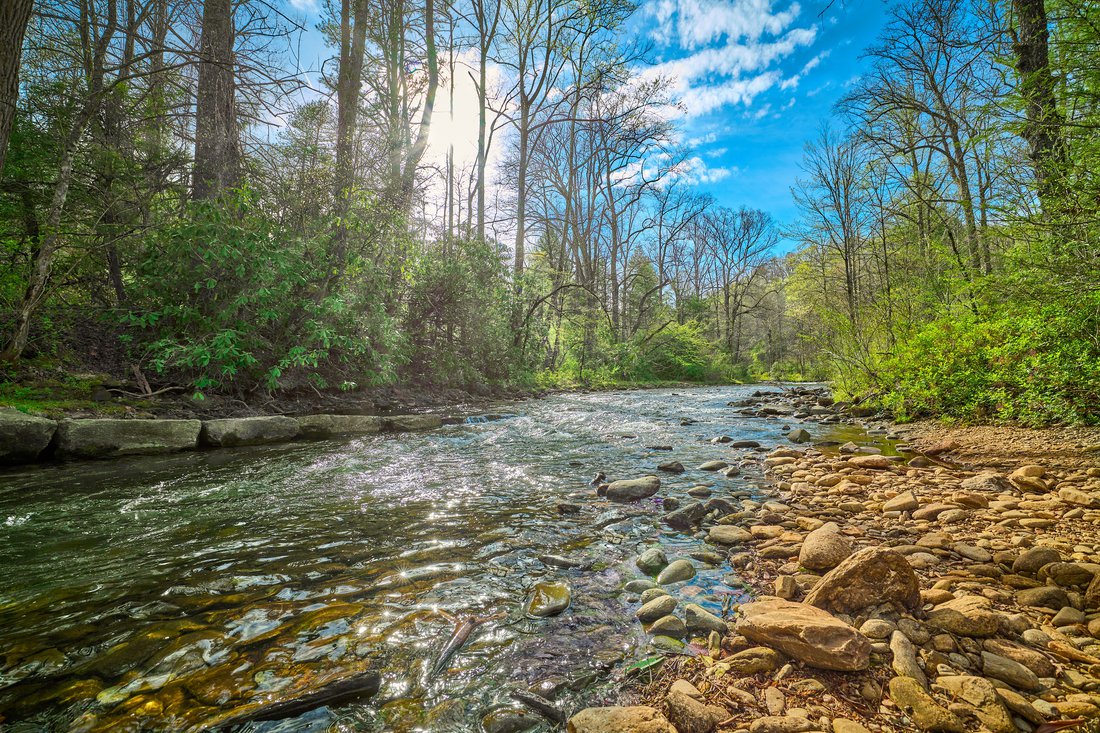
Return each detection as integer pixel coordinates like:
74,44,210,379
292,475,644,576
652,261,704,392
513,100,529,277
0,0,34,177
332,0,367,281
192,0,240,201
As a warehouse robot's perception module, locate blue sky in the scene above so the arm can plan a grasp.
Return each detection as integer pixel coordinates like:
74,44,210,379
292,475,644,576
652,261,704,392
284,0,889,251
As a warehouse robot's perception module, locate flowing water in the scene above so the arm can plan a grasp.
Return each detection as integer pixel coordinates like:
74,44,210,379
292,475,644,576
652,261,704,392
0,386,814,732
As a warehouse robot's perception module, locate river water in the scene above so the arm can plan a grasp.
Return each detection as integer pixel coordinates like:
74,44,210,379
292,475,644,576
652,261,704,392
0,386,813,732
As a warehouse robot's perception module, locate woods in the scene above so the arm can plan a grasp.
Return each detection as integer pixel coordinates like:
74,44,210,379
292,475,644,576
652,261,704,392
0,0,1097,423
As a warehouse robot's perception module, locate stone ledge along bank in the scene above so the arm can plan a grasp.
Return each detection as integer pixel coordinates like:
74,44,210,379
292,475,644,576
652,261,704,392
0,409,444,465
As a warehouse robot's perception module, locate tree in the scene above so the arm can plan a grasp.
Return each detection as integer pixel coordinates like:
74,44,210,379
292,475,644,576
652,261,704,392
192,0,240,200
0,0,34,176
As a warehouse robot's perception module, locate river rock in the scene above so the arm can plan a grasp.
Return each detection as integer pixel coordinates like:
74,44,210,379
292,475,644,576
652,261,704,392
526,581,571,617
385,414,443,431
606,476,661,502
58,418,202,459
567,706,675,733
698,460,729,471
926,595,1002,637
725,646,784,675
1058,486,1100,507
849,454,893,470
736,597,871,671
747,715,820,732
636,547,669,575
657,559,695,585
933,676,1015,733
887,677,964,732
1087,572,1100,610
708,526,752,545
1039,561,1095,587
980,650,1041,691
982,638,1056,678
658,460,685,473
684,603,728,635
890,630,927,688
788,428,811,443
0,409,57,464
804,547,920,614
297,414,382,438
649,615,685,638
636,595,678,622
1016,585,1070,610
665,690,727,733
482,708,540,733
1012,546,1062,575
665,502,707,530
200,416,299,447
882,491,919,512
798,526,852,571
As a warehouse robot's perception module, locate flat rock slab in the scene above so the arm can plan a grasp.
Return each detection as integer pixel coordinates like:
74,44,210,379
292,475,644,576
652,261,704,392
0,409,57,464
297,414,382,439
737,597,870,671
57,419,201,459
201,416,300,447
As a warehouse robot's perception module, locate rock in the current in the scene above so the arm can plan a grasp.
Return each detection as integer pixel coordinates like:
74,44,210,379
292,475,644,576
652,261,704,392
200,416,299,447
58,418,202,459
665,690,727,733
606,476,661,502
636,547,669,575
798,526,852,571
1016,585,1070,610
933,676,1015,733
788,428,811,444
684,603,728,635
926,595,1002,637
888,677,964,732
658,460,685,474
636,595,678,622
648,615,685,639
736,597,871,671
0,409,57,464
882,491,919,512
657,559,696,585
708,525,752,545
482,708,540,733
525,581,571,617
804,547,921,614
384,414,443,431
297,414,382,439
567,706,675,733
698,460,729,471
665,502,708,530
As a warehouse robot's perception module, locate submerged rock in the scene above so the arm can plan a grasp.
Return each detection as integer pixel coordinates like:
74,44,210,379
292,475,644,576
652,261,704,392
656,559,696,585
636,547,669,575
526,582,571,617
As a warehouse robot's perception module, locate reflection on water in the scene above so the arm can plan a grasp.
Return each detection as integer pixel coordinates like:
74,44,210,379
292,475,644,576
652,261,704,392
0,387,801,732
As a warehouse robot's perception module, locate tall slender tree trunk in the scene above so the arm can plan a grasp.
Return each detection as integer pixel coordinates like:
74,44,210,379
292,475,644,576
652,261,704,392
0,0,34,177
513,100,529,277
332,0,367,283
193,0,240,200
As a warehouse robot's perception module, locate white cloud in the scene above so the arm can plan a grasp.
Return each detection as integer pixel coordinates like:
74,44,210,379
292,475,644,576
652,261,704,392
288,0,318,12
672,156,738,185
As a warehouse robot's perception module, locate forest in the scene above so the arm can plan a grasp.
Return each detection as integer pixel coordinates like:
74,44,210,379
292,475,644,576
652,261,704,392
0,0,1097,424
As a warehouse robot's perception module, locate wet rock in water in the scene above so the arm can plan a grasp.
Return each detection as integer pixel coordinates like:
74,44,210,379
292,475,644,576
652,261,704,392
665,502,708,530
58,418,202,458
926,595,1002,637
804,547,920,614
384,414,444,431
649,614,685,639
686,485,712,498
665,689,727,733
201,416,299,447
624,579,656,593
788,428,811,444
887,677,964,732
0,408,57,464
736,597,871,671
698,460,729,471
482,705,540,732
707,525,752,546
662,497,679,511
933,675,1015,733
636,595,678,622
636,547,669,575
606,476,661,502
297,414,381,439
658,461,685,474
730,440,760,448
526,581,571,617
567,706,676,733
657,559,696,585
540,554,584,569
798,526,852,571
684,604,728,635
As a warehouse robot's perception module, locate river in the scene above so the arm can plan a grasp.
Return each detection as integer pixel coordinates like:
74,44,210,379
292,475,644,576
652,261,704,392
0,386,822,732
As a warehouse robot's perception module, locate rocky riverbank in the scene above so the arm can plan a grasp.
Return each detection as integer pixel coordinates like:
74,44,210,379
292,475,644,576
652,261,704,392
567,390,1100,733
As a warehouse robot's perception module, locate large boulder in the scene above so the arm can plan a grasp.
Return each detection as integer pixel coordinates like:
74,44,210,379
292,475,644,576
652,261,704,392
201,416,300,447
798,526,852,571
804,547,920,614
384,414,443,431
0,409,57,464
57,419,201,459
736,597,871,671
297,414,381,439
606,476,661,502
567,706,676,733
